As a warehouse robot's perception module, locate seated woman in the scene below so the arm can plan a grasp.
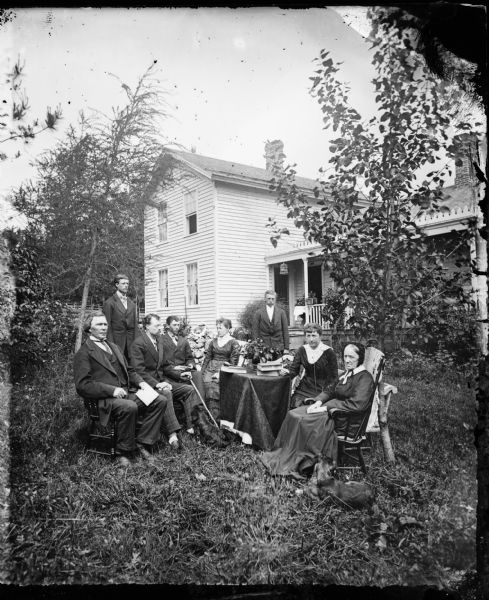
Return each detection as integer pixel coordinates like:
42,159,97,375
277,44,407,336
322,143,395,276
260,343,374,479
201,318,241,419
281,323,338,409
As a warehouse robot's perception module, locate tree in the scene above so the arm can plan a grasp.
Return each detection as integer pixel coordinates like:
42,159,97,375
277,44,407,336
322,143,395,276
12,64,173,350
269,6,482,352
0,46,61,381
1,58,61,159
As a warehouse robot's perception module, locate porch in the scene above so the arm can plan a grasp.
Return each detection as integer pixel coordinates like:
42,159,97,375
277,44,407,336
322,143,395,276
265,240,334,327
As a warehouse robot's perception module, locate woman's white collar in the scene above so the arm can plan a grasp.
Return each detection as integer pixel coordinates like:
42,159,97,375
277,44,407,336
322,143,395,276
304,341,330,364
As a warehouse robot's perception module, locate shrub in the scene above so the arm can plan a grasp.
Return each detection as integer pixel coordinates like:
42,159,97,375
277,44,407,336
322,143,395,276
7,230,76,380
401,303,478,368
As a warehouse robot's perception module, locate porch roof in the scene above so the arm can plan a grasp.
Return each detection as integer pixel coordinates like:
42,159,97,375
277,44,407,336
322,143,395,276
266,189,480,263
265,240,323,264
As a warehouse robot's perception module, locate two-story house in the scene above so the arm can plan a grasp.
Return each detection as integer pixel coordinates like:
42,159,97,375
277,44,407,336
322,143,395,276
144,139,485,332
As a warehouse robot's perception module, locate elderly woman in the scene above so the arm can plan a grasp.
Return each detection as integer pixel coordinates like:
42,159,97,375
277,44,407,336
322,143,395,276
281,323,338,409
260,342,374,479
201,318,241,418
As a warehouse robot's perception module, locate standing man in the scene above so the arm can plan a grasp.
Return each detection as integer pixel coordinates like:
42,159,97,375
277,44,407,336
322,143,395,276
103,273,137,360
74,311,166,467
252,290,290,354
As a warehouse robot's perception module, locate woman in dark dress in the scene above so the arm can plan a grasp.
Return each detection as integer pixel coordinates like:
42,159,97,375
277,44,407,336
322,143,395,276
281,323,338,409
201,318,241,418
260,343,374,479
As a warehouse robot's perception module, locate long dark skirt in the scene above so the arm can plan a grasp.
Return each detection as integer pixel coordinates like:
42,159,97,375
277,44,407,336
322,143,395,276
259,406,338,479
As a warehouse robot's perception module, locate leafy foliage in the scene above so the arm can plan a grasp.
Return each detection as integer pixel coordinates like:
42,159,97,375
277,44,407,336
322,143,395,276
10,64,173,349
7,230,75,379
321,288,349,330
0,59,61,160
269,7,482,350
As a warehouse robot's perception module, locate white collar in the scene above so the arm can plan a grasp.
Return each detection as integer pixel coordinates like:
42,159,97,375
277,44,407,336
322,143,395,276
266,305,274,317
217,333,232,347
90,335,110,349
116,290,127,301
304,342,331,364
339,364,366,383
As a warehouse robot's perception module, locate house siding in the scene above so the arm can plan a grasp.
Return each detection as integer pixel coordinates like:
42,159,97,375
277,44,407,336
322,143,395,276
215,182,306,326
144,170,217,326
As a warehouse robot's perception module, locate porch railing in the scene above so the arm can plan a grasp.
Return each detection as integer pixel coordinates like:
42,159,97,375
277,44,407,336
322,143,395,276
297,303,354,328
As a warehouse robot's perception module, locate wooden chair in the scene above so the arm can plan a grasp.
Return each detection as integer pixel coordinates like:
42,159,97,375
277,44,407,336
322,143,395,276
334,347,386,475
82,397,147,460
83,397,118,459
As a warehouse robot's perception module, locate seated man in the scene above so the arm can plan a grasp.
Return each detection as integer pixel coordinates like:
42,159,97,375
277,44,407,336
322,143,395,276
74,311,167,468
161,315,206,402
130,313,200,435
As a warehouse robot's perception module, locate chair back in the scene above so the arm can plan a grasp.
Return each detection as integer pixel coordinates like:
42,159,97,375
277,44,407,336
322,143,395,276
363,346,385,384
364,347,385,433
341,346,385,442
82,396,100,420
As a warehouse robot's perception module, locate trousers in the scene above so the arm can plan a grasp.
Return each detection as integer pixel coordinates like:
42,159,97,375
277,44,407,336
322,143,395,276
111,391,171,453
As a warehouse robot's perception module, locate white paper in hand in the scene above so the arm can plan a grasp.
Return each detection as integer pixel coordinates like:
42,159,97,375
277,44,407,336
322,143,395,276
136,386,159,406
306,405,328,414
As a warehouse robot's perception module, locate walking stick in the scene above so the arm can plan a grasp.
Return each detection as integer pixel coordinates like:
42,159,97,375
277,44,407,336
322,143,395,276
188,375,220,429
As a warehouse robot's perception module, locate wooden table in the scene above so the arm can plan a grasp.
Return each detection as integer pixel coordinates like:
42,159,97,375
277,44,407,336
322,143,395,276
219,368,291,451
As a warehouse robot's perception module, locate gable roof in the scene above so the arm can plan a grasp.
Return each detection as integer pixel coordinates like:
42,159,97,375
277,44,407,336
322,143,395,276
149,148,475,216
167,149,321,193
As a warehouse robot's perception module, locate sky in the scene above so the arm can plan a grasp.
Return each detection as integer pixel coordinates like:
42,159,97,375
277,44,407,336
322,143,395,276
0,6,377,208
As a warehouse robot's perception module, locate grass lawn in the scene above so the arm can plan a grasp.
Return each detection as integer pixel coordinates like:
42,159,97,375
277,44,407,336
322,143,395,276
7,358,477,587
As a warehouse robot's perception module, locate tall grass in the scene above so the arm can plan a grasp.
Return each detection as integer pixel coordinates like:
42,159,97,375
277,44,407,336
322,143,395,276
7,355,477,587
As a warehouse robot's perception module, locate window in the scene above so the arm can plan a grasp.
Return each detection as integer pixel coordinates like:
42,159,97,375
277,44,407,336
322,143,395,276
158,269,169,308
184,190,198,235
186,262,198,306
157,202,168,242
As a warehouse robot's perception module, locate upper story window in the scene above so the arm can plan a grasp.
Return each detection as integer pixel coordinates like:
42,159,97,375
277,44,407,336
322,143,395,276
185,262,199,306
184,190,198,235
157,202,168,242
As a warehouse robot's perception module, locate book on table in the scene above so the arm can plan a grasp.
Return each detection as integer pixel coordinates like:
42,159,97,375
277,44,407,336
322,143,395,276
257,359,283,372
221,365,247,374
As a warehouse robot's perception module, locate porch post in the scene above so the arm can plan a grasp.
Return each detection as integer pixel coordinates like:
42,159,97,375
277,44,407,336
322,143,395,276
265,264,272,289
302,257,309,322
287,263,295,324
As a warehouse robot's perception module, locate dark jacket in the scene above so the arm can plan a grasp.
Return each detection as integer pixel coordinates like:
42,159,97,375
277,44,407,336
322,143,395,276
129,332,186,387
160,332,195,368
322,370,375,437
102,293,137,352
252,305,289,351
73,338,142,427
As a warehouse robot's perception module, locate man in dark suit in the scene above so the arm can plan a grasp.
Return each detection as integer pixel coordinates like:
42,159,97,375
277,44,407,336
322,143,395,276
129,314,186,450
74,311,167,468
130,314,200,435
102,273,137,360
160,315,206,402
252,290,290,354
